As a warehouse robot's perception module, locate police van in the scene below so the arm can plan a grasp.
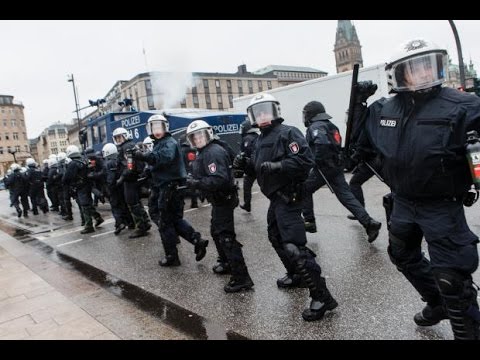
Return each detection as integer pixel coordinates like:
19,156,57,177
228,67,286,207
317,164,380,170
83,108,248,153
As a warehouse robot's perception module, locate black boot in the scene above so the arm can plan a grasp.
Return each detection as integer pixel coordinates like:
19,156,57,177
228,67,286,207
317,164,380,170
80,227,95,234
114,223,126,235
277,273,307,289
95,216,104,227
129,228,148,238
23,210,28,218
366,219,382,243
224,275,254,293
414,304,448,326
302,296,338,321
193,237,209,261
347,214,357,220
159,254,181,267
190,200,198,209
33,209,39,215
16,207,22,218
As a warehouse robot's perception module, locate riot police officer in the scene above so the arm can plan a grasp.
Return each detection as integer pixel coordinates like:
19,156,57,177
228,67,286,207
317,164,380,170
133,115,208,266
179,134,199,208
238,119,259,213
102,143,133,235
25,158,49,215
186,119,253,293
113,127,151,238
5,164,28,218
63,145,104,234
85,147,106,206
243,93,337,320
355,39,480,339
300,100,382,242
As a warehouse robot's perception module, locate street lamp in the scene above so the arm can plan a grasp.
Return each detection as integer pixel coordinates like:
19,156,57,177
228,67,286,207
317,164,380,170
67,74,84,149
448,20,466,90
8,149,17,163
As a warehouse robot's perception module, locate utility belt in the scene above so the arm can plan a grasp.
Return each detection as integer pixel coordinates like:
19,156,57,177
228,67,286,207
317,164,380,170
275,182,306,205
206,183,239,206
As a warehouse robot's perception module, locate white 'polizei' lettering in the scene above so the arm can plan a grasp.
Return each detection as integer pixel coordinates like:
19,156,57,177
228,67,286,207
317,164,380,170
121,115,141,129
380,119,397,127
212,123,239,134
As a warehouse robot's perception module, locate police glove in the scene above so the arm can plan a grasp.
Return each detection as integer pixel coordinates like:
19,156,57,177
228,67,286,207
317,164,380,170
233,153,246,170
463,188,479,207
261,161,282,174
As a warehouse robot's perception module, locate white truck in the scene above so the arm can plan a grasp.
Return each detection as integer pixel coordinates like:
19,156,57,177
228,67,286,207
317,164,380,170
233,63,391,144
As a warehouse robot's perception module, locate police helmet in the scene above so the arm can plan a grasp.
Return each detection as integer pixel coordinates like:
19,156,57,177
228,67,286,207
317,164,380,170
302,101,332,127
186,120,214,149
246,93,281,128
146,114,169,138
385,38,448,92
102,143,118,159
66,145,81,159
112,127,130,145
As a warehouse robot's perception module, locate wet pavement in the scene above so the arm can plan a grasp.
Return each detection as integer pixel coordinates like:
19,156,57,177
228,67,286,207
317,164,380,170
0,175,478,339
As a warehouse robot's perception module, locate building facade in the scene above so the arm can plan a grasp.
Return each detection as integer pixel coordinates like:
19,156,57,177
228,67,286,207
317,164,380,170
30,123,70,164
0,95,30,176
334,20,363,73
445,58,478,91
252,65,327,86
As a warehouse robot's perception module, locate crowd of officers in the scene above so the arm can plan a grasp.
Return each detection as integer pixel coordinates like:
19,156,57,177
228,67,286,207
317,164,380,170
2,37,479,339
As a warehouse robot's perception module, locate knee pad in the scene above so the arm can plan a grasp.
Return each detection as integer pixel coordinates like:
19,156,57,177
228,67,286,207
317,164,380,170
283,243,301,262
387,231,408,270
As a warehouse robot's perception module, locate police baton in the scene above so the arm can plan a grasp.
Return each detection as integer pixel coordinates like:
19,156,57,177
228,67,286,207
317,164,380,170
364,161,385,183
314,167,334,193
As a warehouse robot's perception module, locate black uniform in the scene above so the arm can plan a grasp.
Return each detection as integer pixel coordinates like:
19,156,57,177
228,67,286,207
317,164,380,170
250,118,337,320
357,86,480,339
47,164,63,215
301,111,381,242
25,165,49,215
4,169,28,217
190,141,253,292
104,156,133,234
63,155,103,233
117,139,151,237
138,134,208,266
239,131,258,212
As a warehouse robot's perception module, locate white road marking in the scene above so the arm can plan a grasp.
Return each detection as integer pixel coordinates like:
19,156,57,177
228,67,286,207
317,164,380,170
91,230,115,238
56,238,84,247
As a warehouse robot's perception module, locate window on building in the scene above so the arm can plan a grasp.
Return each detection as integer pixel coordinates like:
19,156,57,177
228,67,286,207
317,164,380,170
60,148,66,153
217,94,223,104
145,79,152,90
3,120,6,127
15,145,20,152
7,146,11,153
203,79,209,89
147,95,155,110
227,80,232,90
215,79,220,88
5,133,9,140
238,80,243,93
228,95,233,108
192,86,197,94
23,132,26,140
258,80,263,92
51,148,58,154
0,147,3,154
11,119,16,127
50,141,57,147
180,98,187,108
13,132,18,140
248,80,253,94
267,81,272,90
193,95,199,108
0,133,2,141
205,94,212,109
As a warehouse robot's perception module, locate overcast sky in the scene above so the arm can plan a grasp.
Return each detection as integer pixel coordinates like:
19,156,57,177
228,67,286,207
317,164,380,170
1,20,479,138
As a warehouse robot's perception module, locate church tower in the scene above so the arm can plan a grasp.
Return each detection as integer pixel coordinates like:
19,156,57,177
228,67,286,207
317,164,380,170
334,20,363,73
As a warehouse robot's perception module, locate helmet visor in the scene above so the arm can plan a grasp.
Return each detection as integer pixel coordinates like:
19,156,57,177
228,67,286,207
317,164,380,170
390,52,446,92
147,120,168,138
247,102,279,127
187,129,212,149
